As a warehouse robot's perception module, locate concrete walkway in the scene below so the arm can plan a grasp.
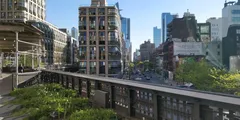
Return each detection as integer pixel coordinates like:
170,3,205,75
0,74,26,120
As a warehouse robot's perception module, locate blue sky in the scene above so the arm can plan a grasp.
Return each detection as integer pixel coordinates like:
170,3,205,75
46,0,226,53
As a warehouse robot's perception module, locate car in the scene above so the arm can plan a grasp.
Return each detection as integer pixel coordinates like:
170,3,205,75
146,77,150,80
135,78,142,81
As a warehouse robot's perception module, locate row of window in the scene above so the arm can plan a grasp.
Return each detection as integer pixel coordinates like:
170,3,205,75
135,103,153,117
136,90,153,101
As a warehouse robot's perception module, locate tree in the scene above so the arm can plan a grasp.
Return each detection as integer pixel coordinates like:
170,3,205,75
209,69,240,94
175,59,214,90
69,109,117,120
128,62,134,79
176,59,240,96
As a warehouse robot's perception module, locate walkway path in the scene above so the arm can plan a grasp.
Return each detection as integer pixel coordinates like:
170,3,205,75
0,74,27,120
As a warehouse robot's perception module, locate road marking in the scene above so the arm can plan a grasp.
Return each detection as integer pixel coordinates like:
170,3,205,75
0,117,3,120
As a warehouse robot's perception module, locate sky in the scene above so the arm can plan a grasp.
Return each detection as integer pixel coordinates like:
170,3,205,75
46,0,226,54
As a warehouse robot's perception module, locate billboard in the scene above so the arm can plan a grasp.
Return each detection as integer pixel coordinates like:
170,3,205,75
173,42,204,56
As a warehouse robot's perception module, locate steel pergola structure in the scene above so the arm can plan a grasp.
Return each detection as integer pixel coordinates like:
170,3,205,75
0,22,44,87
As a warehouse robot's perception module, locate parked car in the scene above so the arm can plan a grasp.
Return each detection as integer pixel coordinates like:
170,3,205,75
135,78,142,81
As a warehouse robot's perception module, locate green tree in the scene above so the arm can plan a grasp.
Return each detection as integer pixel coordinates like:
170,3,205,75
175,59,214,90
209,69,240,94
176,59,240,95
69,109,117,120
128,62,134,79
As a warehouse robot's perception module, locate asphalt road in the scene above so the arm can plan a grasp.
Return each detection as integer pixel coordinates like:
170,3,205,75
123,71,167,85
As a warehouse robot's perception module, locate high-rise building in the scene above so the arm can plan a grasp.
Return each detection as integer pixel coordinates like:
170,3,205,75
167,10,199,42
121,17,131,66
79,0,123,77
153,26,161,48
0,0,46,22
222,25,240,69
162,13,175,43
140,40,155,61
222,0,240,38
121,17,130,43
206,17,222,41
29,21,67,66
71,27,78,40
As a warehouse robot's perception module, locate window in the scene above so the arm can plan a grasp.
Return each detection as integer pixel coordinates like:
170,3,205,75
206,52,208,55
218,51,220,56
232,17,240,22
217,44,220,49
232,10,240,14
237,29,240,34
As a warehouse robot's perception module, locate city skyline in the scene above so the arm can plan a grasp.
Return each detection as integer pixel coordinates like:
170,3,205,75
46,0,225,54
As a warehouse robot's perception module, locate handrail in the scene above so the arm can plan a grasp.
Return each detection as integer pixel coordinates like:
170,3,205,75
42,69,240,106
18,71,41,76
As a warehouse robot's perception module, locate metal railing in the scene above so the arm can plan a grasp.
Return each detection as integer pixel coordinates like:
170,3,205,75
39,70,240,120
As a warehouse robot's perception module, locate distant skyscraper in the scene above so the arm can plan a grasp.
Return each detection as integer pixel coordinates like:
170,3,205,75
121,17,130,48
153,27,161,48
71,27,78,39
162,13,174,42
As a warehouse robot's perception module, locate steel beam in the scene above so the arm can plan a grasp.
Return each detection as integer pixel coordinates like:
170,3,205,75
15,32,19,88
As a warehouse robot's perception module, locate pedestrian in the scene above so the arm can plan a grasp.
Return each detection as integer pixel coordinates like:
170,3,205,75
20,64,24,73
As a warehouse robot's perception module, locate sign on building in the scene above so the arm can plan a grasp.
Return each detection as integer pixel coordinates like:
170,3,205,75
173,42,204,56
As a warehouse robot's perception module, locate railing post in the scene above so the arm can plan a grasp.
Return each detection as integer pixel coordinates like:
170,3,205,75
79,78,82,96
192,102,200,120
229,110,234,119
128,88,135,117
109,84,115,108
61,75,64,86
56,74,60,84
153,92,159,120
66,76,69,89
95,80,100,90
72,77,75,90
218,108,223,120
86,80,90,98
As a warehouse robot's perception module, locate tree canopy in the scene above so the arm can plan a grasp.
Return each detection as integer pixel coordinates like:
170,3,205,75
175,59,240,95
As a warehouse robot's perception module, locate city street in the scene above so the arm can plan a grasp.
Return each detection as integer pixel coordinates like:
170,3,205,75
123,70,168,85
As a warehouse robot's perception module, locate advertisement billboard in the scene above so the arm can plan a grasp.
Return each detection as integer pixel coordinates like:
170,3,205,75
173,42,204,56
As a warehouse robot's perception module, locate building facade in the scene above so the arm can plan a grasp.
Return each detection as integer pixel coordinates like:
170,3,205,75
140,40,155,61
153,26,161,48
206,17,222,41
167,11,199,42
0,0,46,22
222,0,240,38
59,28,78,65
29,21,67,66
197,22,211,43
133,49,140,62
121,17,131,66
71,27,78,40
162,13,176,43
79,0,123,77
205,41,223,68
222,25,240,69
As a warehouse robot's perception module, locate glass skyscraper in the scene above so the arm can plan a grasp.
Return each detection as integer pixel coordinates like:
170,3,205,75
162,13,174,42
121,17,131,48
153,27,161,48
71,27,78,39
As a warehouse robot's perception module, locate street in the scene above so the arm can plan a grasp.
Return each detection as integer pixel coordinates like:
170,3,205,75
122,70,168,85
